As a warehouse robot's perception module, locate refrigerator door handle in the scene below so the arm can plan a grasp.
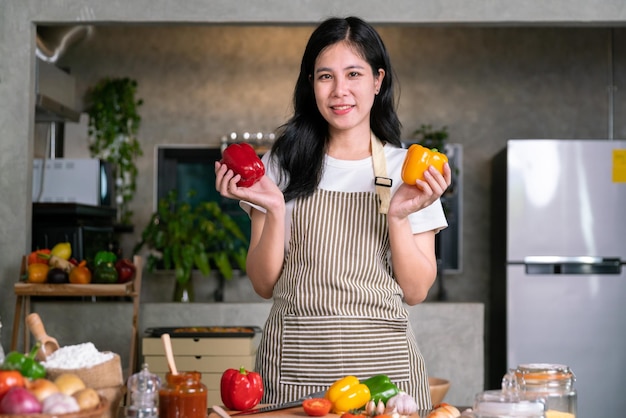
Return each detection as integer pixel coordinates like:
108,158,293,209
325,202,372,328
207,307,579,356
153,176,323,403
523,256,623,275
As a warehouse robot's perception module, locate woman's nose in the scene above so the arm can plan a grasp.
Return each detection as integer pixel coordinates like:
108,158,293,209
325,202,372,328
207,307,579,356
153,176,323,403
332,78,348,96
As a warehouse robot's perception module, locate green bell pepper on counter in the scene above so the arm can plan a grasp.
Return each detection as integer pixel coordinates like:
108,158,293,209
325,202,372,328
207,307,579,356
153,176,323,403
362,374,400,404
1,342,46,379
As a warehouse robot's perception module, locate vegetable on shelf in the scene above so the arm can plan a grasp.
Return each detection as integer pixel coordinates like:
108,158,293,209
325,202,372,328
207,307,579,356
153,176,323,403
1,342,47,380
325,375,371,415
94,251,117,266
93,262,118,283
220,367,264,411
401,144,448,185
220,143,265,187
48,255,75,273
69,261,92,284
27,263,50,283
362,374,399,404
27,249,51,266
50,242,72,260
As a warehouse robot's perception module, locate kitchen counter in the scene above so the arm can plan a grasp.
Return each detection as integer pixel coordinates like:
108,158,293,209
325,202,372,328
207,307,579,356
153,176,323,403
30,301,484,406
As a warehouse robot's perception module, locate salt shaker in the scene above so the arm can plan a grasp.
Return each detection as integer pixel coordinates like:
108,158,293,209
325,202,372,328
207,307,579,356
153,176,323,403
473,389,546,418
126,363,161,418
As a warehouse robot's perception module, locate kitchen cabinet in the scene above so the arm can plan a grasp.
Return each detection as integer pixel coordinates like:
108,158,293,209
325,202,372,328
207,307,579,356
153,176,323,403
10,255,143,376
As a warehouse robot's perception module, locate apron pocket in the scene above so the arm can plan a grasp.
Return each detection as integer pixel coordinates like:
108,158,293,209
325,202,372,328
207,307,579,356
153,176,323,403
280,315,411,386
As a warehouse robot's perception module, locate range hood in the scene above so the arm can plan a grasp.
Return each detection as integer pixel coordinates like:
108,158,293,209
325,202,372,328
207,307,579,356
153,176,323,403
35,26,92,123
35,58,80,123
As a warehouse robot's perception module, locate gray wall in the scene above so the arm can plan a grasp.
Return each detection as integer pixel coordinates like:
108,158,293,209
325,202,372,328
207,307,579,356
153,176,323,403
3,0,626,394
59,24,626,305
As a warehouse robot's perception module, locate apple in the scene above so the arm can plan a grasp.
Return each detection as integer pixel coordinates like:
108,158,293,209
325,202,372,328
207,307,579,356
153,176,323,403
115,258,136,283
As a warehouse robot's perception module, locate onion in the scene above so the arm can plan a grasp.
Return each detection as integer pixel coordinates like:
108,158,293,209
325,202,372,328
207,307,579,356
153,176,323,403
0,387,43,414
42,392,80,414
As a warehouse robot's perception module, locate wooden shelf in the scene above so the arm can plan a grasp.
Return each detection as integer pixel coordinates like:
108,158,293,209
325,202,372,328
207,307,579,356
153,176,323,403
11,256,143,377
14,281,134,297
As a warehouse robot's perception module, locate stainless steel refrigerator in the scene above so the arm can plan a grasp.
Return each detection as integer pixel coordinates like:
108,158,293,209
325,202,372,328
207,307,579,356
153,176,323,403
490,139,626,417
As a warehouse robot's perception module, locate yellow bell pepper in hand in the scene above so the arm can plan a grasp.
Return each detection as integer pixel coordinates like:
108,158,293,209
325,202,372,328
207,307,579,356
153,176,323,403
401,144,448,185
325,375,371,414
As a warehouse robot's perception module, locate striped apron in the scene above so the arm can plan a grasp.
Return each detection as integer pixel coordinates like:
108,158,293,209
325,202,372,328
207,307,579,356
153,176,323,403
255,188,432,409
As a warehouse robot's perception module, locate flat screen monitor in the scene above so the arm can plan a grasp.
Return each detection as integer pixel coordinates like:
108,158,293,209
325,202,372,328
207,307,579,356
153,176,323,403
155,145,251,243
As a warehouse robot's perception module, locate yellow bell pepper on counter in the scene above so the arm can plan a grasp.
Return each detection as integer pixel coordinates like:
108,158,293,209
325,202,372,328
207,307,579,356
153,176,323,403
325,375,371,414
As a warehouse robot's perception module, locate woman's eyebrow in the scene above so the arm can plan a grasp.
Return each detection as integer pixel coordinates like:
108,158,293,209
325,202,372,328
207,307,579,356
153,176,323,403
315,64,365,74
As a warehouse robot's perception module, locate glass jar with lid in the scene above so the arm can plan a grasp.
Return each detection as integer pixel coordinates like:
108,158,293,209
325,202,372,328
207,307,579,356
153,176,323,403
158,371,207,418
473,389,546,418
503,363,576,418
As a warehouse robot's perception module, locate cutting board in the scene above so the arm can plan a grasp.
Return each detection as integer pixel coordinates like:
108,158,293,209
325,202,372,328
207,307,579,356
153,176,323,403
208,406,433,418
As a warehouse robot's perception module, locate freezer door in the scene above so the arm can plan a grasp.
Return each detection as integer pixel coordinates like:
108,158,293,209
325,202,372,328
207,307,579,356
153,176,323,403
506,139,626,260
507,264,626,417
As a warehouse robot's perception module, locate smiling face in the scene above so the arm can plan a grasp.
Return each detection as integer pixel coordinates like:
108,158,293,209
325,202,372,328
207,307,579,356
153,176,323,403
312,41,385,137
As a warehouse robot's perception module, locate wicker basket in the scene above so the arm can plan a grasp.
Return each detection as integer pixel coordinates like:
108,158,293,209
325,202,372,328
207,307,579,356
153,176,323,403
0,395,109,418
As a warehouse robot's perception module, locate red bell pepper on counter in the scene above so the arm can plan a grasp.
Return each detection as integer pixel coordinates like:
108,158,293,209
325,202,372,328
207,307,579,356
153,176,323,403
220,366,264,411
220,143,265,187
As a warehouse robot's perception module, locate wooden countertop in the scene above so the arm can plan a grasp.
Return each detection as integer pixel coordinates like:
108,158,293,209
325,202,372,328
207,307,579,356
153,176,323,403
208,406,435,418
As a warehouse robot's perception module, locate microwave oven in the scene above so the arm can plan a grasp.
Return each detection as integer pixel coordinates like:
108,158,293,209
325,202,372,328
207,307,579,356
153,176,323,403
32,158,115,207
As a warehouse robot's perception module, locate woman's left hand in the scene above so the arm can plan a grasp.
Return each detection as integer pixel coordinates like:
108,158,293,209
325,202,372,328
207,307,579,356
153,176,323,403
388,162,452,220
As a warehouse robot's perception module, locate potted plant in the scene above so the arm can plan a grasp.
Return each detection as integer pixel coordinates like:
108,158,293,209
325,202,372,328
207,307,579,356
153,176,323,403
133,190,248,302
86,77,143,225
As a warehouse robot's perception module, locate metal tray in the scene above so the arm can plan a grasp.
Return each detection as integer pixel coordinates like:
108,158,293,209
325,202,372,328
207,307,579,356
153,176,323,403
144,325,262,338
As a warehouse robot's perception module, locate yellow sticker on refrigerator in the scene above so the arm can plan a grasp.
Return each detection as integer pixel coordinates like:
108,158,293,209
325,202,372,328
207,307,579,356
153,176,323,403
613,149,626,182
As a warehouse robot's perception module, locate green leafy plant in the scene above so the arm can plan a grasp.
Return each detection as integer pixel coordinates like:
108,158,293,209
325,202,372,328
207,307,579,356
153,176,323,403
133,190,248,287
86,77,143,225
412,124,449,152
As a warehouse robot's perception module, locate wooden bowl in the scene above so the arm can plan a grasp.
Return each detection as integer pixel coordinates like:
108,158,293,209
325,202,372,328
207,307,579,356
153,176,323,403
429,376,451,405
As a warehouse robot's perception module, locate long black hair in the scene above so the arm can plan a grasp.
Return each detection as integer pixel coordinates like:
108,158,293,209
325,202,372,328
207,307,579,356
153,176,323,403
270,16,402,202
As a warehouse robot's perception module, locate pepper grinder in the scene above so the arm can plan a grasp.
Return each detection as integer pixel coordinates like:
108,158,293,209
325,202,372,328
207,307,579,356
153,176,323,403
125,363,161,418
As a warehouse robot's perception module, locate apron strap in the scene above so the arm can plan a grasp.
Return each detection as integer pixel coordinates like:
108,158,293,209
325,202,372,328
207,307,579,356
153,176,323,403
371,132,392,214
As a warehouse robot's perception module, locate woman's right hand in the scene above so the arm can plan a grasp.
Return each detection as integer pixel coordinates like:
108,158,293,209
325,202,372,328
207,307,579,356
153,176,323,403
215,161,284,211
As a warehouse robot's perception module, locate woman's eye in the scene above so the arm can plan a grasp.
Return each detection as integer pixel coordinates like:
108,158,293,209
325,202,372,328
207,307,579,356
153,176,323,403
318,74,332,80
348,71,361,78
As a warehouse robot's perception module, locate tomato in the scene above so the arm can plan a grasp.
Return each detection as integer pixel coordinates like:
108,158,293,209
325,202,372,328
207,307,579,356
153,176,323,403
303,398,332,417
340,413,367,418
0,371,25,401
27,249,50,265
27,263,49,283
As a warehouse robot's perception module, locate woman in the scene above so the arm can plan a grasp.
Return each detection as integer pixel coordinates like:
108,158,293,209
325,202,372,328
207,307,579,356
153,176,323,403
215,16,451,408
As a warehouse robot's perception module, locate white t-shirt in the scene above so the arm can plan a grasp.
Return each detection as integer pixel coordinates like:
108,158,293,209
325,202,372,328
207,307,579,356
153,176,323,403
241,144,448,252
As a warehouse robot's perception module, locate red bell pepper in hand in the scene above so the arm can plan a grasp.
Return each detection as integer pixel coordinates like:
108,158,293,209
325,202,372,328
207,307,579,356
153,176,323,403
220,143,265,187
220,366,264,411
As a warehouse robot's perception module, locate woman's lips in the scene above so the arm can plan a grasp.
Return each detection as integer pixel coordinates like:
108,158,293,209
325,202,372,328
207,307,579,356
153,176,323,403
331,104,354,115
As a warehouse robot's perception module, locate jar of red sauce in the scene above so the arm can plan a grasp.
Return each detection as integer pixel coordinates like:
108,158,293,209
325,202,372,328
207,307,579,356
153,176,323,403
159,371,207,418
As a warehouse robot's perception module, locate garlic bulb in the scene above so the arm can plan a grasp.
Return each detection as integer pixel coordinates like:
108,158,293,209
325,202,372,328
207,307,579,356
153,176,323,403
386,392,418,415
